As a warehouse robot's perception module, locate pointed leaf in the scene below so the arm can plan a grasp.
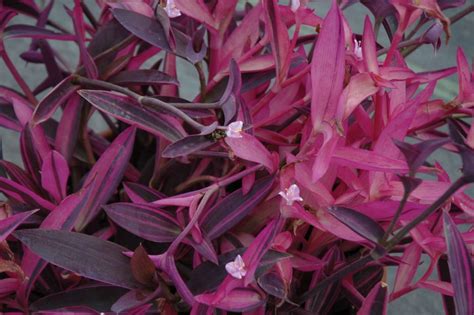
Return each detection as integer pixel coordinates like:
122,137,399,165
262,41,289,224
162,134,215,158
3,24,75,41
32,76,78,124
0,177,55,210
14,229,142,289
103,203,181,242
328,206,385,245
74,127,136,230
112,8,170,51
30,285,127,312
394,138,449,174
225,133,275,172
201,176,275,239
110,69,178,86
443,212,474,315
0,210,38,242
41,150,69,202
78,90,183,141
310,1,345,131
357,282,388,315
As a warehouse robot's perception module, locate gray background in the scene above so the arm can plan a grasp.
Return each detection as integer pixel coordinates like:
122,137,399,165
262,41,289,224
0,1,472,314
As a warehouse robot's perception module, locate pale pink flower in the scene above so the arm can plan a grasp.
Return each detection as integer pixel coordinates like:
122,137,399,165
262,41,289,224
165,0,181,18
353,39,363,59
225,255,247,279
226,121,243,138
279,184,303,206
291,0,301,12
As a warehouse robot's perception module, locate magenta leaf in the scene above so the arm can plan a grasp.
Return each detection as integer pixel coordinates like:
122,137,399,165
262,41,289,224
54,94,81,162
74,127,136,230
263,0,290,85
40,150,69,203
0,176,55,210
357,282,388,315
0,209,38,242
443,212,474,315
78,90,183,142
110,69,179,86
103,203,181,242
225,133,275,172
328,206,385,246
29,285,127,312
0,159,41,192
310,0,345,131
2,24,75,41
200,176,275,239
14,229,142,289
32,76,78,124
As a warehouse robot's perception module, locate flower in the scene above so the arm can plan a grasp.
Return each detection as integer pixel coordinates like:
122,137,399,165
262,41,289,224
353,39,362,59
225,255,247,279
226,121,243,138
291,0,301,12
164,0,181,18
279,184,303,206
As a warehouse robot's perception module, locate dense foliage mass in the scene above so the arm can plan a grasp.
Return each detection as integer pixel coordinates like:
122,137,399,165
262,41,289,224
0,0,473,314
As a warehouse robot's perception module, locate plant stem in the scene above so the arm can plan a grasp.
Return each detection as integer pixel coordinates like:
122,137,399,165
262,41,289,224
385,177,467,249
195,61,207,99
382,188,409,242
1,51,37,105
72,75,208,132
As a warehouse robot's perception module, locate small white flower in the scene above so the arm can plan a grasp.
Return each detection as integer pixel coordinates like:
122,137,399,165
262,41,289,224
226,121,243,138
279,184,303,206
353,39,363,59
225,255,247,279
290,0,301,12
165,0,181,18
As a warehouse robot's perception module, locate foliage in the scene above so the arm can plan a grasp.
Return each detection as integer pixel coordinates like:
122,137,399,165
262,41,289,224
0,0,473,313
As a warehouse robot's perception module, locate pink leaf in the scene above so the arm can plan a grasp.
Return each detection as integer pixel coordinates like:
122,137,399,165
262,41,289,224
310,1,345,131
225,133,276,173
41,150,69,203
0,209,38,242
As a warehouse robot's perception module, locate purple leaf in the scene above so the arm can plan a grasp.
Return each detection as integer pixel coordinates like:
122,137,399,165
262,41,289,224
357,282,388,315
257,271,287,299
29,285,127,312
0,177,55,210
200,176,275,239
16,185,98,305
103,203,181,242
162,134,215,158
443,212,474,315
0,159,41,192
14,229,142,289
328,206,385,246
110,69,178,86
394,138,449,174
221,60,241,125
0,209,38,242
78,90,183,142
123,182,165,203
40,150,69,203
75,127,136,230
310,1,345,131
112,8,171,51
32,76,78,124
54,94,82,162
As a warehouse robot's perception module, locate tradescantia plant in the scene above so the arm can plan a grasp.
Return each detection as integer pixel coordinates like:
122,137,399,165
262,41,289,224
0,0,473,313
